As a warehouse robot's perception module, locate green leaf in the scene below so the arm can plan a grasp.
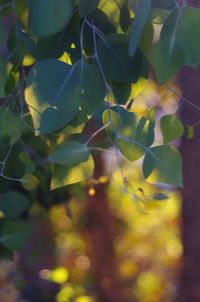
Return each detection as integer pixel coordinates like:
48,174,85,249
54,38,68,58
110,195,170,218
48,140,90,166
160,114,184,143
0,220,31,251
22,174,39,190
28,0,74,38
0,58,7,97
51,155,94,190
95,34,148,83
110,82,131,105
79,63,106,115
143,145,183,186
103,106,154,161
25,60,105,134
139,22,154,55
153,192,169,200
0,191,31,219
150,38,185,84
79,0,100,17
129,0,151,57
161,6,200,67
120,4,131,32
186,125,194,139
0,107,21,146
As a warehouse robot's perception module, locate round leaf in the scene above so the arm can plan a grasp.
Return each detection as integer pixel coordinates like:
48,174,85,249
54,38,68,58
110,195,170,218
28,0,74,38
95,34,148,83
143,145,183,186
0,191,31,219
160,114,184,143
48,140,90,166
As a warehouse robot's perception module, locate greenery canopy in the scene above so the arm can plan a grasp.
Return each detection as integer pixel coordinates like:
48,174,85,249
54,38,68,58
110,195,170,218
0,0,200,254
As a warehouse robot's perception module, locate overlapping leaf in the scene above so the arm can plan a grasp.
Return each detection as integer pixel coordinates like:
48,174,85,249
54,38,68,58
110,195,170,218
103,106,154,161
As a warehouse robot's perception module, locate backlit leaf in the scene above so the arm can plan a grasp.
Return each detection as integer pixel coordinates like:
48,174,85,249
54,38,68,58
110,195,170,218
160,114,184,143
51,155,94,190
143,145,183,186
150,38,185,84
103,106,154,161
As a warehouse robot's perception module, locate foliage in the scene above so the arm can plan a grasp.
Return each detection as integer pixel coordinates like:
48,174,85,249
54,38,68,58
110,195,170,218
0,0,199,286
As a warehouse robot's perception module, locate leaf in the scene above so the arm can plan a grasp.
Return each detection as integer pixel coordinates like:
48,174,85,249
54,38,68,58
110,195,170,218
153,193,169,200
0,58,7,97
0,191,31,219
0,220,31,251
160,114,184,143
186,125,194,139
143,145,183,186
25,60,105,134
28,0,74,38
129,0,151,57
103,106,154,161
51,155,94,190
0,107,21,146
22,174,39,190
79,0,100,17
161,6,200,67
150,38,185,84
48,140,90,166
95,34,148,83
139,22,154,55
120,4,131,32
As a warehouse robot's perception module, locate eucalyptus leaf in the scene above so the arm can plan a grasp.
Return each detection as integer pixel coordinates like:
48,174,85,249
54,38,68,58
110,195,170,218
28,0,74,38
129,0,151,57
0,191,31,219
95,34,148,83
49,141,90,166
0,107,21,146
161,6,200,67
0,220,31,251
143,145,183,186
79,0,100,17
160,114,184,143
51,155,94,190
103,106,154,161
25,59,105,134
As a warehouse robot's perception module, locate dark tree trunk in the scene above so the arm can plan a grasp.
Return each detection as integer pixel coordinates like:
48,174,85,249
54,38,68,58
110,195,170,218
85,153,127,302
177,65,200,302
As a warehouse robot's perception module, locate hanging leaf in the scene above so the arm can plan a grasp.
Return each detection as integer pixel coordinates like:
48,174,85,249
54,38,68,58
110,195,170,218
0,220,31,251
95,34,148,83
129,0,151,57
103,106,154,161
48,140,90,166
79,0,100,17
51,155,94,190
120,4,131,32
143,145,183,186
150,38,185,84
25,59,105,134
0,58,7,97
28,0,74,38
0,191,31,219
186,124,194,139
0,107,21,146
22,174,39,190
160,114,184,143
161,6,200,67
